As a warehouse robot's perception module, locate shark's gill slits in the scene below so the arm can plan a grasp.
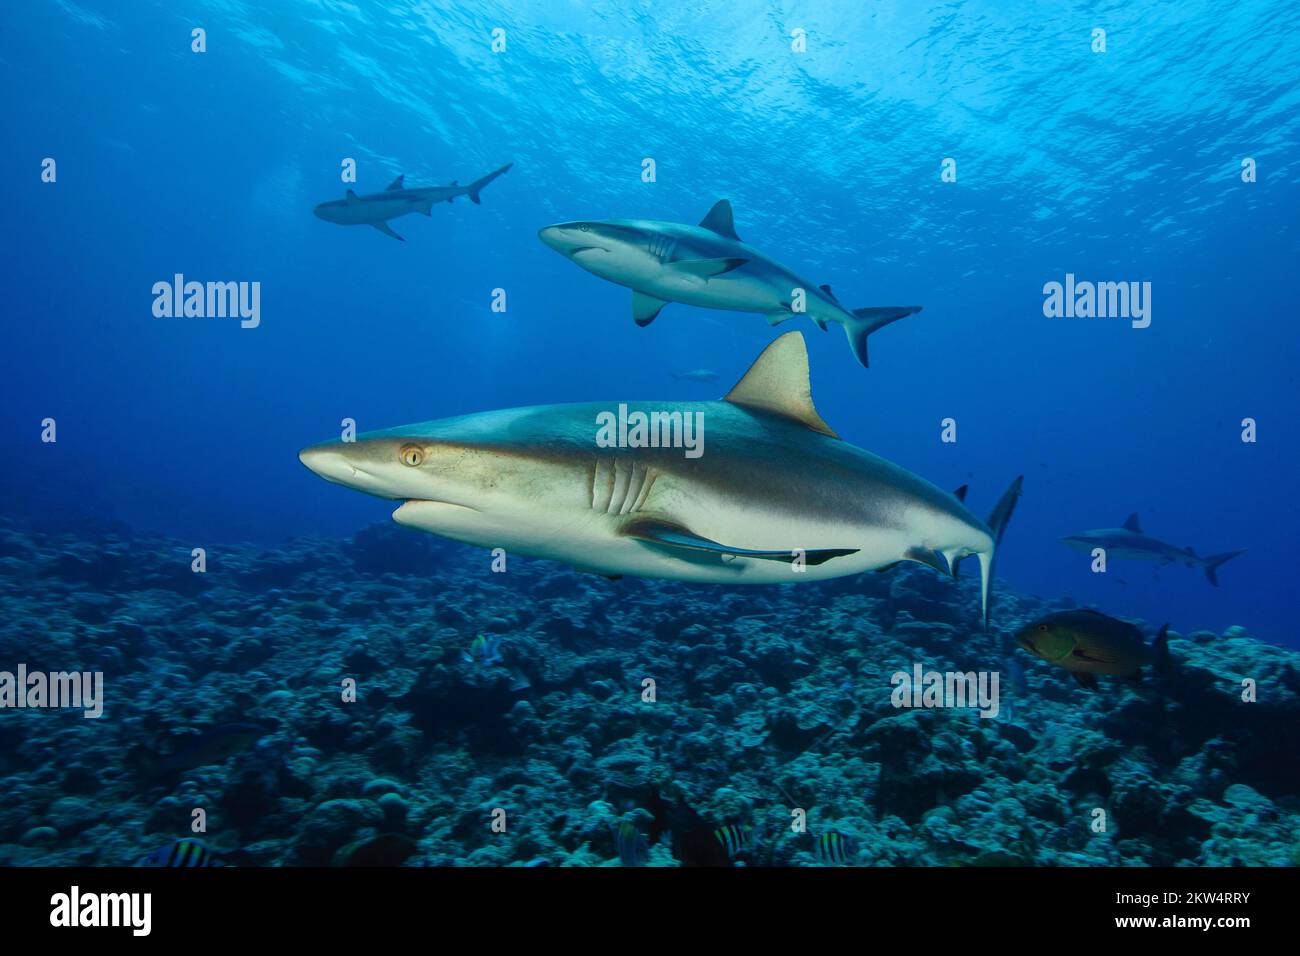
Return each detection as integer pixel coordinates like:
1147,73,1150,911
591,459,657,515
647,234,677,263
630,467,658,513
610,459,632,513
591,459,614,512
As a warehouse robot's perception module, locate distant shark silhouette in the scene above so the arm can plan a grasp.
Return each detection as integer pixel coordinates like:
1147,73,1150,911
299,332,1021,628
314,163,512,241
539,199,921,368
1060,513,1245,585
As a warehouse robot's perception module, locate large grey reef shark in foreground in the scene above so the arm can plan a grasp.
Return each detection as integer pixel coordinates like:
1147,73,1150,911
313,162,512,241
299,332,1022,628
1060,513,1245,586
538,200,922,368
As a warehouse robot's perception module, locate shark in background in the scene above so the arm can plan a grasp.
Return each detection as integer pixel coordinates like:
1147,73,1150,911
1060,513,1245,585
538,200,922,368
313,162,512,241
299,332,1021,628
672,368,720,383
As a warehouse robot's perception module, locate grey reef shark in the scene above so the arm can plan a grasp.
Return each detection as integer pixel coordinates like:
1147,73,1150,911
313,162,512,241
538,200,922,368
299,332,1022,628
1060,513,1245,585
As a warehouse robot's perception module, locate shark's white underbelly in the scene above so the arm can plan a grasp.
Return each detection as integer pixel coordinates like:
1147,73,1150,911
333,199,411,225
393,492,947,584
644,272,784,313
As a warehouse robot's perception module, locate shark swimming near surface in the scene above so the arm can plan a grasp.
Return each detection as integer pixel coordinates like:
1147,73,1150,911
1059,513,1245,585
672,368,720,383
313,163,512,241
538,200,922,368
299,332,1022,627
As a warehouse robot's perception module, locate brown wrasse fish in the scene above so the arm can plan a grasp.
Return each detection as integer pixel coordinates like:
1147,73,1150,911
1015,609,1170,690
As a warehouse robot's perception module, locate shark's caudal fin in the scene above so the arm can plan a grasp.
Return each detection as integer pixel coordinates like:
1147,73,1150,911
466,162,513,204
843,305,923,367
976,475,1024,631
1201,549,1246,586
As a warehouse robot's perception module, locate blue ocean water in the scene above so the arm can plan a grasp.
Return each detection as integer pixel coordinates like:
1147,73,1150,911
4,0,1298,647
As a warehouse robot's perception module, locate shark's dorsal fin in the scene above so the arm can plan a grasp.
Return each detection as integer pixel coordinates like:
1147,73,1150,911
819,284,839,303
1122,513,1142,533
699,200,742,242
385,175,405,191
724,332,838,438
346,189,360,203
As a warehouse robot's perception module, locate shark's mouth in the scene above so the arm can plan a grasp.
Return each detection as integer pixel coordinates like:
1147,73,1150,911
398,498,480,514
571,245,608,256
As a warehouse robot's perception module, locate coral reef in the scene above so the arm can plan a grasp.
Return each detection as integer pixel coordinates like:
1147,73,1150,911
0,517,1296,867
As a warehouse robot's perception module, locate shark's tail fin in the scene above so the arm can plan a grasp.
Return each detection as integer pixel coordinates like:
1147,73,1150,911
466,162,513,204
843,306,922,368
1202,548,1246,586
976,475,1024,631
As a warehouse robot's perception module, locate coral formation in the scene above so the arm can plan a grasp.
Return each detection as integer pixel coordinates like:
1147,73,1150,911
0,517,1295,866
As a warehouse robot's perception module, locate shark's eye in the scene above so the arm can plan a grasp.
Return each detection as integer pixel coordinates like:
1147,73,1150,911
399,444,424,467
1038,624,1049,632
579,224,591,232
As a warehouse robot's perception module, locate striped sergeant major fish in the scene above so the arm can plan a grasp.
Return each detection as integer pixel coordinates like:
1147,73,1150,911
614,820,648,867
817,830,858,865
136,838,226,867
714,823,753,859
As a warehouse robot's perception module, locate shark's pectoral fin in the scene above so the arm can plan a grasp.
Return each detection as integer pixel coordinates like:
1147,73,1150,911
632,291,669,327
622,518,856,567
670,257,749,280
370,221,405,241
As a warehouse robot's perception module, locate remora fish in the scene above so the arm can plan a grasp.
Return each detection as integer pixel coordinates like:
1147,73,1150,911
298,332,1021,627
313,163,512,241
538,200,921,368
1059,513,1245,585
1015,609,1170,690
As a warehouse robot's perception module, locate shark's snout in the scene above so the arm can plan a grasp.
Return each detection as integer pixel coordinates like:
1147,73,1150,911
537,224,562,248
312,203,341,223
538,224,578,253
538,222,607,256
299,444,360,485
